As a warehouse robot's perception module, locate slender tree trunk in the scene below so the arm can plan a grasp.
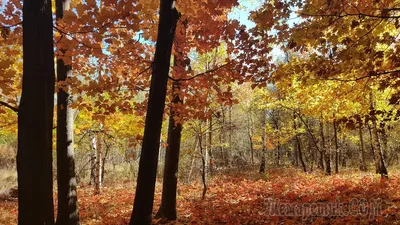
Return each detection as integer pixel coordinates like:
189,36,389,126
297,113,323,170
259,111,267,173
293,113,306,172
320,119,331,175
369,92,388,178
219,105,225,166
199,132,207,199
367,123,377,169
129,1,179,223
17,0,55,223
94,132,102,194
187,137,199,183
247,113,254,165
358,121,368,171
55,0,80,223
101,140,112,183
333,119,339,174
155,81,183,220
89,134,97,185
208,117,213,174
228,106,233,166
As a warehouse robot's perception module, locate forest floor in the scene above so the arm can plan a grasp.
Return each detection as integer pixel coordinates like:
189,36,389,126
1,168,400,224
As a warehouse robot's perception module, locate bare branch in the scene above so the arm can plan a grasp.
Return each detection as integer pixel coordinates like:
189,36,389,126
0,101,18,113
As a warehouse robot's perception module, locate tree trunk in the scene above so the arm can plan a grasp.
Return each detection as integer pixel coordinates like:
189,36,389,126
187,138,199,183
17,0,55,223
369,92,388,178
227,106,233,166
247,112,254,166
293,113,306,172
259,111,267,173
208,117,213,174
333,119,339,174
367,123,378,170
94,132,102,194
55,0,80,223
155,81,183,220
199,132,207,199
358,121,368,171
320,119,331,175
89,134,97,185
129,1,179,223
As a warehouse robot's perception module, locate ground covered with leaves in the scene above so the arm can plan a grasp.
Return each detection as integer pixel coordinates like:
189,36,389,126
1,168,400,224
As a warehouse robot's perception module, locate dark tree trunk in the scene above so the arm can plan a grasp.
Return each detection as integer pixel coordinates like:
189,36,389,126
56,0,80,224
369,92,388,178
228,106,232,166
208,117,213,174
247,112,254,165
367,123,378,170
296,113,323,170
129,1,179,224
17,0,55,224
333,119,339,174
320,119,331,175
259,111,266,173
155,81,183,221
358,121,368,171
199,133,207,199
293,113,306,172
94,132,102,194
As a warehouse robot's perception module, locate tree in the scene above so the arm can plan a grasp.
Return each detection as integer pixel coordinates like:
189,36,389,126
155,80,183,220
129,0,179,224
17,0,55,224
55,0,80,223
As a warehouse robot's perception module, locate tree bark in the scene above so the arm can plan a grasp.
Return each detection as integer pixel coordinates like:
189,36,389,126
56,0,80,223
17,0,55,223
199,133,207,199
369,92,388,178
320,119,331,175
333,119,339,174
129,1,179,223
259,111,267,173
293,113,306,172
155,81,183,220
89,134,97,185
94,132,102,194
358,121,368,171
208,117,213,174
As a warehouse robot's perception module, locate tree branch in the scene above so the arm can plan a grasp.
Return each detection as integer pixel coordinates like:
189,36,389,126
0,101,18,113
168,62,231,82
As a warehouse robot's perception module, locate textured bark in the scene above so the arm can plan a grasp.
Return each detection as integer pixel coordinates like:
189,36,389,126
17,0,55,224
208,117,213,174
56,0,80,224
155,81,183,220
94,132,102,194
199,133,207,199
293,113,306,173
129,1,179,223
333,119,339,174
259,111,267,173
320,119,331,175
89,134,97,185
358,122,368,171
369,92,388,178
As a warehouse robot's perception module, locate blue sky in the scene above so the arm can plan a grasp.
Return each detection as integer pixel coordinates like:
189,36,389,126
228,0,263,29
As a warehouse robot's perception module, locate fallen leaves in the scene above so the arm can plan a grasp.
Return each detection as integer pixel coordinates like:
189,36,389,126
1,168,400,224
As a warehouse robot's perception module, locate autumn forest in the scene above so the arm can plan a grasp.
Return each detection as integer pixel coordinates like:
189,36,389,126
1,0,400,224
